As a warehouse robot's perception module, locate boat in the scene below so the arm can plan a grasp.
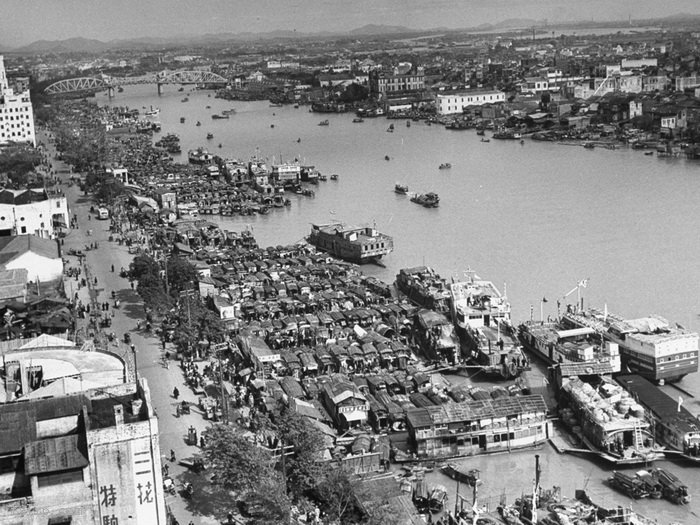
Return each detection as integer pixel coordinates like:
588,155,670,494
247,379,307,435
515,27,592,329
394,183,409,194
518,318,621,375
645,151,654,155
181,97,189,102
212,114,229,119
307,222,393,264
481,138,490,142
576,490,680,524
428,485,448,513
318,120,329,126
317,174,327,181
396,266,451,313
410,192,439,208
196,121,201,126
352,118,364,123
607,471,650,499
206,105,211,109
583,142,595,149
563,307,699,383
330,174,338,181
222,108,236,115
178,87,184,92
476,129,485,136
559,375,664,465
384,155,390,161
206,133,214,139
415,308,461,363
492,129,522,140
144,106,160,117
188,148,213,165
438,163,451,169
615,374,700,462
269,102,283,107
386,124,394,132
117,86,124,93
649,467,691,504
441,464,480,485
450,274,528,379
406,120,411,127
180,117,186,123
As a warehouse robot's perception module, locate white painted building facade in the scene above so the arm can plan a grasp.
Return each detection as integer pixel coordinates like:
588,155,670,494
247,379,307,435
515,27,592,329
0,55,36,147
0,189,69,239
436,90,506,115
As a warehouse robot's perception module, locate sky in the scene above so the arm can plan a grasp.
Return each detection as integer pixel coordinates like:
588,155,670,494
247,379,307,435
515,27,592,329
2,0,700,47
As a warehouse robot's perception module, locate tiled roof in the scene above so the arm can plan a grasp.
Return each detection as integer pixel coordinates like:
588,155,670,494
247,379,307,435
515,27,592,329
0,235,60,265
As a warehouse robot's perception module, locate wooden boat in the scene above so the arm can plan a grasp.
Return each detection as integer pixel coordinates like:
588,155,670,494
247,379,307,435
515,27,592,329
206,133,214,139
352,117,364,123
439,163,451,169
441,464,480,485
180,117,186,123
395,183,409,194
318,120,329,126
330,174,338,181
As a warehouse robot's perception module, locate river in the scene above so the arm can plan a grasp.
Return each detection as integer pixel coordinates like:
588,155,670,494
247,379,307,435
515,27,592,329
105,85,700,522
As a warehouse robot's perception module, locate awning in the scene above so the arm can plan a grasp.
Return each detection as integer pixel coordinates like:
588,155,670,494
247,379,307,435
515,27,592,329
342,411,366,423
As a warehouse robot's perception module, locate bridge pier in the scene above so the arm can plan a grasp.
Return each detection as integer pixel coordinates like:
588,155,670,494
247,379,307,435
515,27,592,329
157,83,163,96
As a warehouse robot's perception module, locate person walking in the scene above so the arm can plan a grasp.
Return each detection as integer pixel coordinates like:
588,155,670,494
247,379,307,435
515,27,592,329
173,387,179,400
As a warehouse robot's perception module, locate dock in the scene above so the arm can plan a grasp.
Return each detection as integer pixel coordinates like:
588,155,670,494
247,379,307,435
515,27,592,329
548,423,596,455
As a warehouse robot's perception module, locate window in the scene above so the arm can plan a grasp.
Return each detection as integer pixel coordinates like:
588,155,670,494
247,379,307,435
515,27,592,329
20,226,26,234
37,469,84,487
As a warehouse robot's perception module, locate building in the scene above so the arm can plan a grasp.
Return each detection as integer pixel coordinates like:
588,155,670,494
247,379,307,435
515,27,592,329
0,235,63,282
369,67,425,96
406,395,549,458
106,166,130,185
0,55,36,146
621,58,658,70
676,75,700,91
271,163,301,184
0,189,70,239
0,379,167,524
519,77,549,94
322,380,369,429
436,90,506,115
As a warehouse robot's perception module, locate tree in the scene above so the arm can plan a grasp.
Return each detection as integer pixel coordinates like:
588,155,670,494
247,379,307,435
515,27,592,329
203,424,276,495
274,408,326,497
314,465,357,523
166,257,198,296
129,253,162,282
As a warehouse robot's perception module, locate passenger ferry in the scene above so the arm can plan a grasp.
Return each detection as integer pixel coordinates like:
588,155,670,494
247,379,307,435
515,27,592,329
563,307,699,383
307,222,393,264
450,273,528,379
616,374,700,462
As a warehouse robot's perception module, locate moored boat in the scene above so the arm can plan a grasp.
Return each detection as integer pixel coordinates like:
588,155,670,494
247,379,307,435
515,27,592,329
396,266,451,314
318,119,329,126
563,307,699,383
307,222,393,264
438,163,451,169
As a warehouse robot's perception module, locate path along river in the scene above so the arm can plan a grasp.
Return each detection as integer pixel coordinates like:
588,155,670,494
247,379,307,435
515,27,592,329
106,85,700,521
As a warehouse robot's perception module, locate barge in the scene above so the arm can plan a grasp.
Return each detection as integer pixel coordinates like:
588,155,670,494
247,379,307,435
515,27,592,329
559,376,664,465
563,307,698,383
307,223,393,264
616,374,700,462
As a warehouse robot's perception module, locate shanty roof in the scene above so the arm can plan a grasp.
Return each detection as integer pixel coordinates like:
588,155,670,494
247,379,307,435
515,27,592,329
406,394,547,428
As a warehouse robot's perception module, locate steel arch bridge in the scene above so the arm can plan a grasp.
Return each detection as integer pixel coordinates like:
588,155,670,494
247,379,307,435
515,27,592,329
44,70,228,95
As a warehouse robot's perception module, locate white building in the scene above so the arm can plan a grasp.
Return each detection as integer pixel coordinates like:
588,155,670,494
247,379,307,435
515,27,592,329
436,90,506,115
0,55,36,146
0,234,63,282
519,77,549,95
621,58,658,70
0,189,69,239
271,163,301,183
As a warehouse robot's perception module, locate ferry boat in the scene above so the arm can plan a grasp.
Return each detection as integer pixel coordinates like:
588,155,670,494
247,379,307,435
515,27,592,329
559,375,664,465
410,192,439,208
616,374,700,463
307,222,393,264
563,307,699,383
450,274,528,379
396,266,451,314
394,183,409,194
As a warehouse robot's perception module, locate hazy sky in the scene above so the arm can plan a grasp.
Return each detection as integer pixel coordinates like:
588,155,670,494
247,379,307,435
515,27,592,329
2,0,700,47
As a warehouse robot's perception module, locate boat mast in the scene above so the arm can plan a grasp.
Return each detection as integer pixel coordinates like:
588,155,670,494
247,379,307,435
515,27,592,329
532,454,541,523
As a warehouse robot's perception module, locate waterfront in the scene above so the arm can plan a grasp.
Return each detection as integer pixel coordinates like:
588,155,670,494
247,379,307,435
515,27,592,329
105,86,700,523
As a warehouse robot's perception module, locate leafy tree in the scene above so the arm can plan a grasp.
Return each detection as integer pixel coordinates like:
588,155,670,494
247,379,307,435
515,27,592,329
167,257,198,296
129,253,162,282
203,423,276,494
314,465,357,523
274,408,326,497
0,146,43,187
339,83,369,103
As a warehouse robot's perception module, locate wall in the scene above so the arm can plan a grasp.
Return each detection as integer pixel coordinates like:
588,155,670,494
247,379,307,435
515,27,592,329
0,196,69,238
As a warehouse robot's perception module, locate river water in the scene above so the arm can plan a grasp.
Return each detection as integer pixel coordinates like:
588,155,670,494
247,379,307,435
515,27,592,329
106,85,700,522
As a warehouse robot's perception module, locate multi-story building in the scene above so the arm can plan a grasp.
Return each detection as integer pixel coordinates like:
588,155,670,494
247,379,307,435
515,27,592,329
0,55,36,147
369,67,425,96
436,90,506,115
0,188,70,239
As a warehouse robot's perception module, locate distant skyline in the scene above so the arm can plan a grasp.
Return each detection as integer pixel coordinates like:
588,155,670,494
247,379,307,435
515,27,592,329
3,0,700,48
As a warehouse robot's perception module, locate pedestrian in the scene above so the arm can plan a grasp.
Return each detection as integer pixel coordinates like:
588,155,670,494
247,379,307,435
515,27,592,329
94,277,98,286
130,281,134,290
170,449,176,462
111,264,114,272
173,387,179,399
